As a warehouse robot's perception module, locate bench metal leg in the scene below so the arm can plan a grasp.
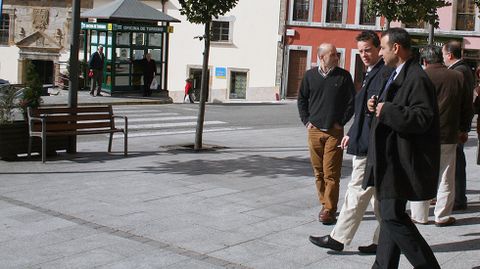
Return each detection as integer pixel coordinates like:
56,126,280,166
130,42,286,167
124,131,128,156
108,133,113,152
28,136,32,158
42,135,46,163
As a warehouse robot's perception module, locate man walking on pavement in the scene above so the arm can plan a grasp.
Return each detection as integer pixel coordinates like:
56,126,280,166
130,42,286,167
298,43,355,225
309,31,392,253
410,45,472,227
364,28,441,269
442,41,474,211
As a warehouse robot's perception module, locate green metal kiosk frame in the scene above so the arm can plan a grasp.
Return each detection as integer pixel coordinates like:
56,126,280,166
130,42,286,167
81,22,172,95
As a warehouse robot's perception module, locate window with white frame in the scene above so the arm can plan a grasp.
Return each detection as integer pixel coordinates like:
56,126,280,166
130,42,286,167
0,14,10,45
359,0,375,25
326,0,344,23
211,21,230,42
456,0,476,31
293,0,311,21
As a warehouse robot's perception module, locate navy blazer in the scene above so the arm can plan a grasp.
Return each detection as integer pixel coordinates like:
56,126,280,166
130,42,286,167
346,60,393,156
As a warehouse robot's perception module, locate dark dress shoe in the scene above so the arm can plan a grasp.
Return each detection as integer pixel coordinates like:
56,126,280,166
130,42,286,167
309,235,344,251
435,217,456,227
89,92,95,96
320,210,336,225
358,243,377,254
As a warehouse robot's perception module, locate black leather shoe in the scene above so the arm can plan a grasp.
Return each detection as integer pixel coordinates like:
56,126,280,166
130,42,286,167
358,243,377,254
309,235,344,251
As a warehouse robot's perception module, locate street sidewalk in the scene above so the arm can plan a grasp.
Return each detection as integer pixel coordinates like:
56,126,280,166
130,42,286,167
42,89,172,107
0,117,479,268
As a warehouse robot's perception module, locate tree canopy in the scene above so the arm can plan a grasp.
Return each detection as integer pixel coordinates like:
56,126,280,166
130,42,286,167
367,0,450,27
178,0,238,24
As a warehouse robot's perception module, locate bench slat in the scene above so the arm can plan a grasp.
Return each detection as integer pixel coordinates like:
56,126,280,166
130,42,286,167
31,106,112,116
42,114,113,122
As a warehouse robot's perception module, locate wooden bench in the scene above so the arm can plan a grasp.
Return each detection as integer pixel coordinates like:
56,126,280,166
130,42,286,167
27,106,128,162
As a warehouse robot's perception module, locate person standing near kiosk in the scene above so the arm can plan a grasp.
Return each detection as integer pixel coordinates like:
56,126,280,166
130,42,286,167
89,45,105,97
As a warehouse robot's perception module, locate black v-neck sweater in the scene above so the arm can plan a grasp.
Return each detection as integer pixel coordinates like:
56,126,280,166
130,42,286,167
297,66,355,129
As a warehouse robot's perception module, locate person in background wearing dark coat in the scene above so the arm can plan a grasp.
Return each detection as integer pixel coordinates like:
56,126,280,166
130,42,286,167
298,43,355,225
88,45,104,96
442,41,475,211
474,67,480,165
142,53,157,97
364,28,441,269
309,31,393,254
410,45,472,227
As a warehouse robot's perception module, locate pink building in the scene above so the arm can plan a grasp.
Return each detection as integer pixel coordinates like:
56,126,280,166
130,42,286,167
282,0,480,98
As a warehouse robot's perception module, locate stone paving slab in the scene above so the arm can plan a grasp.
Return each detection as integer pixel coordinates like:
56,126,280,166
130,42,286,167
0,127,479,268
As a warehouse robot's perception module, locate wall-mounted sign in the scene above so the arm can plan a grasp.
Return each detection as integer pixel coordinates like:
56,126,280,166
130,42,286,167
215,67,226,79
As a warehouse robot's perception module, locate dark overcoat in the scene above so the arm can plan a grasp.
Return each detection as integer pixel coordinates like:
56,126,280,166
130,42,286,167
363,58,440,201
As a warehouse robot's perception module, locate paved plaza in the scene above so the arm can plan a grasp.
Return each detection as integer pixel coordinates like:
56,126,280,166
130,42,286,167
0,93,479,268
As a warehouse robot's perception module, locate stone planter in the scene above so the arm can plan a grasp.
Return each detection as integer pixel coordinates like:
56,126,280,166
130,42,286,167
0,121,68,161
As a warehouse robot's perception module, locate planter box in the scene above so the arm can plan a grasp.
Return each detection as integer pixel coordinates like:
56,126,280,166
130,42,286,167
0,121,68,161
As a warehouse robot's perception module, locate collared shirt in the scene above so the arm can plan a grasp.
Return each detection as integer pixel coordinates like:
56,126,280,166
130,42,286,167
394,62,405,80
447,59,461,69
318,66,334,78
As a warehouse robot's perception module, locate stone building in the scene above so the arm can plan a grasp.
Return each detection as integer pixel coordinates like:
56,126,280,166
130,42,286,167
0,0,93,84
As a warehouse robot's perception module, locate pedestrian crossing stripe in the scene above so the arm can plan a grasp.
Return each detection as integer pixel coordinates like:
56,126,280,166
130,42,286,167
125,121,226,130
119,116,197,123
112,127,252,138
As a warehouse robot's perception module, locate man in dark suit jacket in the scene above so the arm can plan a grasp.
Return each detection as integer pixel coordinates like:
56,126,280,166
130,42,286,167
88,45,105,96
364,28,440,269
442,41,474,211
309,30,393,254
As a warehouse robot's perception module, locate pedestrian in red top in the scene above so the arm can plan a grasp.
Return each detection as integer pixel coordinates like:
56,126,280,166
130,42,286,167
184,78,194,103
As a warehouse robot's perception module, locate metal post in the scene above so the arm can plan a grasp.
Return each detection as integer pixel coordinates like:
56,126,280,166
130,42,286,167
67,0,81,153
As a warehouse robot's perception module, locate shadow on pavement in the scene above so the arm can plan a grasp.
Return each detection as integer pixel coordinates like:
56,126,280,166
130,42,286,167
142,154,316,178
431,237,480,253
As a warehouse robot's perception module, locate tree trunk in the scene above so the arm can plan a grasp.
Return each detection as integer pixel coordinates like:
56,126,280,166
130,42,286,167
428,23,434,45
194,21,211,150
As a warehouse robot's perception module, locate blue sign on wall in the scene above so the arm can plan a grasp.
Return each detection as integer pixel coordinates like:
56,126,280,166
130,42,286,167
0,0,3,20
215,67,226,79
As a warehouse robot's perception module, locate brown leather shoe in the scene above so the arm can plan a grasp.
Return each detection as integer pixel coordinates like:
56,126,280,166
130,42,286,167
320,210,336,225
435,217,456,227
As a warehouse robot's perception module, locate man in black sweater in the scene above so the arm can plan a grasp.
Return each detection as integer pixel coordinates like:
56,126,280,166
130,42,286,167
297,43,355,225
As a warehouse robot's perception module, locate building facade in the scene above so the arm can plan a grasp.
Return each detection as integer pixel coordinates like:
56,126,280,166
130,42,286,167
283,0,480,98
163,0,285,102
0,0,94,85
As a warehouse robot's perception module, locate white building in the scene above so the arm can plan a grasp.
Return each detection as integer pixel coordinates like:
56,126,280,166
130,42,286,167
164,0,284,102
1,0,285,103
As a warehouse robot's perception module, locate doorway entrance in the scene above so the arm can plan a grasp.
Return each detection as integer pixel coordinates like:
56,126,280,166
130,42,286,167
286,50,307,98
31,60,54,85
189,68,210,101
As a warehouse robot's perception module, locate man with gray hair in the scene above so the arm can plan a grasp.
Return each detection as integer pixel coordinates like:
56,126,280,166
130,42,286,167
410,45,471,227
442,41,474,211
298,43,355,225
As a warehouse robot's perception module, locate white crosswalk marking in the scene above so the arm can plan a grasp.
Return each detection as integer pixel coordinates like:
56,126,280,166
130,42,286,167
126,121,226,130
111,106,251,138
120,116,197,123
